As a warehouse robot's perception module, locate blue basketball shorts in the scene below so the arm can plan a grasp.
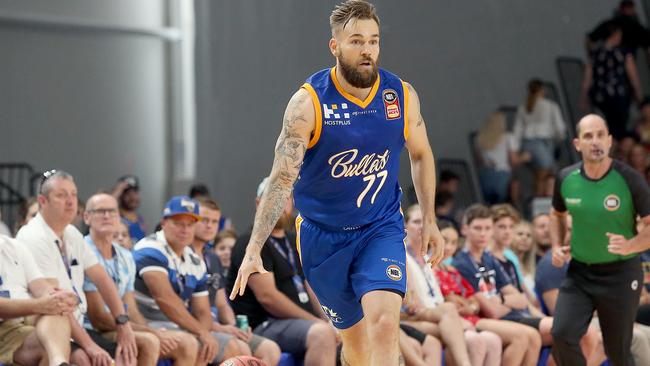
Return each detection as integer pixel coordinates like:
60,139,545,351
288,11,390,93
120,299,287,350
295,213,407,329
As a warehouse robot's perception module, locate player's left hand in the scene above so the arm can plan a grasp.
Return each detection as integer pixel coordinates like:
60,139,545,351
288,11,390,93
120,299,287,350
607,232,635,255
422,221,444,267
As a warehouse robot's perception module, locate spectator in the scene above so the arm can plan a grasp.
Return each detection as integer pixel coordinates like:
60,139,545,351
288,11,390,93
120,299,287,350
581,21,643,140
511,220,536,295
114,219,134,250
0,212,10,237
586,0,650,57
188,184,235,233
434,191,458,229
402,205,501,366
476,112,530,204
435,221,549,366
513,79,566,196
453,204,600,360
488,204,536,305
634,98,650,147
226,177,338,364
398,326,442,366
132,196,243,365
83,193,199,366
191,197,281,366
14,197,39,235
16,170,138,366
72,198,87,234
628,143,649,175
113,175,147,243
439,170,461,195
531,213,552,263
611,134,638,161
214,230,237,278
0,234,78,366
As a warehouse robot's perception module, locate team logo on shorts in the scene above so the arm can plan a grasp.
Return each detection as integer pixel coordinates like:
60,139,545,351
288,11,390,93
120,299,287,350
632,280,639,291
321,305,342,323
603,194,621,211
386,264,403,281
382,89,401,120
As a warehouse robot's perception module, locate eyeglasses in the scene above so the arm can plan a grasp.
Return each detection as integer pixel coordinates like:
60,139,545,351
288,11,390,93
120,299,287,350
39,169,58,193
88,208,119,216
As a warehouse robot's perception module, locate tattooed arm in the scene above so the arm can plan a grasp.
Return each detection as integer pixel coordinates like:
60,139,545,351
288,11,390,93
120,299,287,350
230,88,315,299
404,82,444,266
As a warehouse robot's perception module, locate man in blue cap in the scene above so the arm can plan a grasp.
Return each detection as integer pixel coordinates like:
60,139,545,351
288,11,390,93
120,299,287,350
132,196,246,365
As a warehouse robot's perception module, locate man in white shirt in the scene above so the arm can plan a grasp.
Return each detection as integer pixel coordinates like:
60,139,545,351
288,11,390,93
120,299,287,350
17,170,138,366
0,234,77,366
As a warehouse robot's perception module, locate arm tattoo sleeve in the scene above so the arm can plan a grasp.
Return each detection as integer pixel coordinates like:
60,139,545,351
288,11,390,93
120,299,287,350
248,93,310,252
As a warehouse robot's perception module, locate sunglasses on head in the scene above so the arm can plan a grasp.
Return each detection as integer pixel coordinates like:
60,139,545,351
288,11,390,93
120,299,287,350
39,169,58,193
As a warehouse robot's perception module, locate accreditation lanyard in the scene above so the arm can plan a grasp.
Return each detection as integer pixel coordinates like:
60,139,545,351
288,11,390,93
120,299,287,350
55,239,82,303
464,250,497,296
85,237,123,290
163,245,187,299
269,236,309,304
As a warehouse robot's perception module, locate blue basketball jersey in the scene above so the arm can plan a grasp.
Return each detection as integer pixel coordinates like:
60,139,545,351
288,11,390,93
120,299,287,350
294,67,410,231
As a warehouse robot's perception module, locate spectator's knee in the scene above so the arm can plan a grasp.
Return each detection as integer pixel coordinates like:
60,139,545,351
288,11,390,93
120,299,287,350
307,322,337,351
527,328,542,350
137,332,160,356
464,331,487,355
71,348,92,366
177,333,199,359
482,331,502,351
255,339,281,366
221,336,246,360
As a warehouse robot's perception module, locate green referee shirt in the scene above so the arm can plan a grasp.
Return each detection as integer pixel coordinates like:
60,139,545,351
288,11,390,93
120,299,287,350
552,160,650,264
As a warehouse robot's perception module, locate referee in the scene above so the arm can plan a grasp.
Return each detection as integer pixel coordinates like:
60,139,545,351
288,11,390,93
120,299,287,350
549,114,650,366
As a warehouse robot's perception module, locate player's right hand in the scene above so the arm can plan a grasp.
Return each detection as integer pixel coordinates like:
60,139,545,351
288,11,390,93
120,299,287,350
229,250,268,300
552,245,571,268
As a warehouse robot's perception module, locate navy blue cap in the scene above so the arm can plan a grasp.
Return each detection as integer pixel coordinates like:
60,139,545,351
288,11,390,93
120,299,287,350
162,196,200,220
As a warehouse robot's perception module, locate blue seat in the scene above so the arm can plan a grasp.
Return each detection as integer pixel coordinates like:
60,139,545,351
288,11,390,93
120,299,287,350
278,352,303,366
156,359,173,366
537,346,552,366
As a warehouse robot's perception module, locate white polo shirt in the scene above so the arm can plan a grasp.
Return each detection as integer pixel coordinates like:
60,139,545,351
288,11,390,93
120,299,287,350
16,213,99,323
0,234,44,321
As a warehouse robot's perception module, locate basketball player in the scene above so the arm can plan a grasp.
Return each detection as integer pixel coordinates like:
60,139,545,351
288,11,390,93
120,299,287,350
550,114,650,365
229,1,444,365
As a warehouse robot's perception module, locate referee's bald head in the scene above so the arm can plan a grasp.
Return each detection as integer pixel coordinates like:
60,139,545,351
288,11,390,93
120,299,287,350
576,114,609,137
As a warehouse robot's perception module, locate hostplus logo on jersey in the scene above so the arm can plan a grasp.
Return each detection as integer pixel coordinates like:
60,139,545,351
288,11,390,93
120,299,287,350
323,103,351,126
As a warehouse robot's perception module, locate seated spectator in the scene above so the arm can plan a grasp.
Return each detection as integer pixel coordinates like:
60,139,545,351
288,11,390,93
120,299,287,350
634,98,650,147
226,178,338,364
83,193,199,366
114,219,134,250
72,197,87,234
0,212,10,237
637,216,650,326
439,170,461,195
0,234,78,366
188,184,235,233
434,191,458,229
192,197,281,365
453,205,600,359
476,112,530,204
15,197,39,235
17,170,138,366
489,204,537,306
113,175,147,243
586,0,650,58
511,220,536,295
628,143,648,175
513,79,566,196
214,230,237,278
402,205,501,366
132,196,244,365
532,213,552,263
435,221,549,366
398,324,442,366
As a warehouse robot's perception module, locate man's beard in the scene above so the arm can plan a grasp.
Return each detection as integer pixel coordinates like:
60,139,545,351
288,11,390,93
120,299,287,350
274,212,293,231
338,54,379,88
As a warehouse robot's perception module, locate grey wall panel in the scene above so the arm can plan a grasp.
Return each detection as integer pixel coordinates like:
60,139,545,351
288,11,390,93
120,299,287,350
195,0,615,229
0,25,168,228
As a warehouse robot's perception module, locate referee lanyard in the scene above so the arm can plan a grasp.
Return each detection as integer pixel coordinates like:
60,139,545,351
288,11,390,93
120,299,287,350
269,236,309,304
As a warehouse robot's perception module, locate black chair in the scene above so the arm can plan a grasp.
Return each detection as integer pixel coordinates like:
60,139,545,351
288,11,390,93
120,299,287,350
498,105,518,132
0,163,35,233
437,158,482,209
556,57,585,133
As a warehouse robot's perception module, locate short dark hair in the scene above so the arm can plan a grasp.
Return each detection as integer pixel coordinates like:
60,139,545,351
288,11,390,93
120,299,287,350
189,183,210,198
462,204,493,226
330,0,380,35
435,191,454,208
215,229,237,245
440,170,460,183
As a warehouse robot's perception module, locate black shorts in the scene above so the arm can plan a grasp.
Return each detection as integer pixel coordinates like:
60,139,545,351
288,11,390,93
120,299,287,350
253,318,314,357
86,329,117,357
501,311,542,330
399,323,427,344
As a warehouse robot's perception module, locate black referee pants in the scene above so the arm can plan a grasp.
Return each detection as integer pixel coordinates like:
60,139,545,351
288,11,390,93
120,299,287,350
551,257,643,366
